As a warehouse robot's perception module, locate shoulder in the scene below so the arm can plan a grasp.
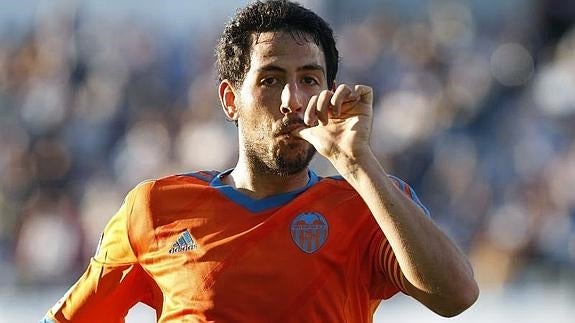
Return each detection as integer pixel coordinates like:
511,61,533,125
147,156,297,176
308,174,363,206
128,170,220,201
123,171,221,215
316,174,356,191
313,173,429,215
124,170,221,254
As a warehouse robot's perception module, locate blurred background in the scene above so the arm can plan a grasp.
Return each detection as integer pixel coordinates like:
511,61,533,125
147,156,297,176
0,0,574,322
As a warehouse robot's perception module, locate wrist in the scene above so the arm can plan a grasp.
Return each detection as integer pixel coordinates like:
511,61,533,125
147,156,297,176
330,147,378,182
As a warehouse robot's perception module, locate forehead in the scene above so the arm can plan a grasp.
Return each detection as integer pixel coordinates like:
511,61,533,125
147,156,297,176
248,31,326,71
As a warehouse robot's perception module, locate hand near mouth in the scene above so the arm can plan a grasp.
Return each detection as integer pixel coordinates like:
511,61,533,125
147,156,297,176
291,84,374,167
277,118,308,137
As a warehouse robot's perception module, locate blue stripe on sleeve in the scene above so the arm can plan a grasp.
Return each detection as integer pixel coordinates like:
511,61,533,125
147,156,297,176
388,175,431,217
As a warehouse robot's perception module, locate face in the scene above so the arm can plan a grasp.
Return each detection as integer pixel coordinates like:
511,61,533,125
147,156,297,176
229,31,328,176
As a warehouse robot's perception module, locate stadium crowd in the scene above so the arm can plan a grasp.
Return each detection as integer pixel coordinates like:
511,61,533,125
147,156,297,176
0,0,573,294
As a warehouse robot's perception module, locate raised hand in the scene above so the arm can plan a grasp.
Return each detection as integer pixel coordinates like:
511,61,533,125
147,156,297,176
293,84,374,165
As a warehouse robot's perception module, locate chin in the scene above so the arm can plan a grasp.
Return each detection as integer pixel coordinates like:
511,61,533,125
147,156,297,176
274,144,316,176
245,138,315,176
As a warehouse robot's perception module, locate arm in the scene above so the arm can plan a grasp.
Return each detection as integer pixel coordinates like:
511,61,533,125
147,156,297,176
341,150,478,316
294,84,479,316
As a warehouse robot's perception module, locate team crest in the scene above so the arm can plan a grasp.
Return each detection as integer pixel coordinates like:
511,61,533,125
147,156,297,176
290,212,328,254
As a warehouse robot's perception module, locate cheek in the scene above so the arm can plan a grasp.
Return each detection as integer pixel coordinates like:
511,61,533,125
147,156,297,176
236,84,286,138
259,90,283,116
240,91,282,123
238,104,275,138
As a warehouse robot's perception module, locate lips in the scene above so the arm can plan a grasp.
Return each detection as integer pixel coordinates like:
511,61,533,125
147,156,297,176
277,119,306,136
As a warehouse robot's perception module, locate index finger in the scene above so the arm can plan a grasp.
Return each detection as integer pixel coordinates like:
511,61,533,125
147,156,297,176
329,84,357,116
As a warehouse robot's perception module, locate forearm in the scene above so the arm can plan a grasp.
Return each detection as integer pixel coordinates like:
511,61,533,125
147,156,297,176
332,150,478,315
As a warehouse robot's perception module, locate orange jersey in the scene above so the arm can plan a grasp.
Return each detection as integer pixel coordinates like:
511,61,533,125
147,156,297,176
42,170,429,323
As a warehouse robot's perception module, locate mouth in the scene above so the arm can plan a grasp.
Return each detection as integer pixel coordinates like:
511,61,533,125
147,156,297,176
276,119,307,137
277,133,304,144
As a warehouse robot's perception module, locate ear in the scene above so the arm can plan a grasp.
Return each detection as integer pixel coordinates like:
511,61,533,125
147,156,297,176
219,80,239,121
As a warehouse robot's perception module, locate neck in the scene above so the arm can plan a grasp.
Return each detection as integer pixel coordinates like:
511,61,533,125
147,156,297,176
222,158,310,199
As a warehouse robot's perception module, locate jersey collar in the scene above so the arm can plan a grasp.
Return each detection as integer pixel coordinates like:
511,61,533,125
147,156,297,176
209,169,319,213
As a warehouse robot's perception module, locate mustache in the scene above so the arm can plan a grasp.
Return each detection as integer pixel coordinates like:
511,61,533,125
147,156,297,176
275,116,307,135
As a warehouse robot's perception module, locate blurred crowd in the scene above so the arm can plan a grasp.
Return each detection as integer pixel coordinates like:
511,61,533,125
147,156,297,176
0,0,574,292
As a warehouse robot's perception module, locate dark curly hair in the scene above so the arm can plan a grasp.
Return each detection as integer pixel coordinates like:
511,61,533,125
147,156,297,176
215,0,339,88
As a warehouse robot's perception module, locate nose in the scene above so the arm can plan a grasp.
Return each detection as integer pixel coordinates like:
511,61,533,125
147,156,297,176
280,83,304,115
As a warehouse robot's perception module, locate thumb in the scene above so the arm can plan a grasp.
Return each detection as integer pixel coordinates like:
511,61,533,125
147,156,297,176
291,127,315,143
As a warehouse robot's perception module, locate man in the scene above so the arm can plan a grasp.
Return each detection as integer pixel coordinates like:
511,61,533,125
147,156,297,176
42,1,478,322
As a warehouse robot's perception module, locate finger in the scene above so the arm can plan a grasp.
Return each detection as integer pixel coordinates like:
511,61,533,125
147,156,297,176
354,84,373,105
316,90,333,126
304,95,318,126
330,84,356,116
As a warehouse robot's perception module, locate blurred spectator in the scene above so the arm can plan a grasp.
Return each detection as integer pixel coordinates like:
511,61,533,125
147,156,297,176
0,0,573,294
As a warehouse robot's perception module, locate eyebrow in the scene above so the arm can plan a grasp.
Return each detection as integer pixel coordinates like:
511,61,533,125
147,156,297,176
257,64,325,75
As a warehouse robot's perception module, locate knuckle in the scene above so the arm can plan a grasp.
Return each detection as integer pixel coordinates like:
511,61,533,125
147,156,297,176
307,95,317,106
319,90,331,100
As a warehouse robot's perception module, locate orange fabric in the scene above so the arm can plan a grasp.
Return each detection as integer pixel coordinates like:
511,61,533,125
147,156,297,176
45,173,419,323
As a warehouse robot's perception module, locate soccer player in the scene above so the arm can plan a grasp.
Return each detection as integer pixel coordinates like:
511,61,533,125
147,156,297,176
41,1,478,322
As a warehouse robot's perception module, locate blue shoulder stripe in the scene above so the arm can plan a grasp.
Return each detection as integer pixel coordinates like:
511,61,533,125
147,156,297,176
322,173,430,217
388,175,431,217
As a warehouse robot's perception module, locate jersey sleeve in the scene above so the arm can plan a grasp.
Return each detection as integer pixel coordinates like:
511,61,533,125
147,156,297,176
41,183,160,323
368,175,429,299
388,175,430,217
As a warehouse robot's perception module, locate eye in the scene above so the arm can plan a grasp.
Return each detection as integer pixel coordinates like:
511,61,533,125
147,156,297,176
260,77,278,87
302,76,319,86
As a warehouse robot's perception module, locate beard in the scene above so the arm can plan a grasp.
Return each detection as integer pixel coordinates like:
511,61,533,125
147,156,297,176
244,138,316,176
241,115,316,176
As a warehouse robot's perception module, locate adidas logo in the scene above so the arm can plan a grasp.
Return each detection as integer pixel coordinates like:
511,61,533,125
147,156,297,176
168,230,198,254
